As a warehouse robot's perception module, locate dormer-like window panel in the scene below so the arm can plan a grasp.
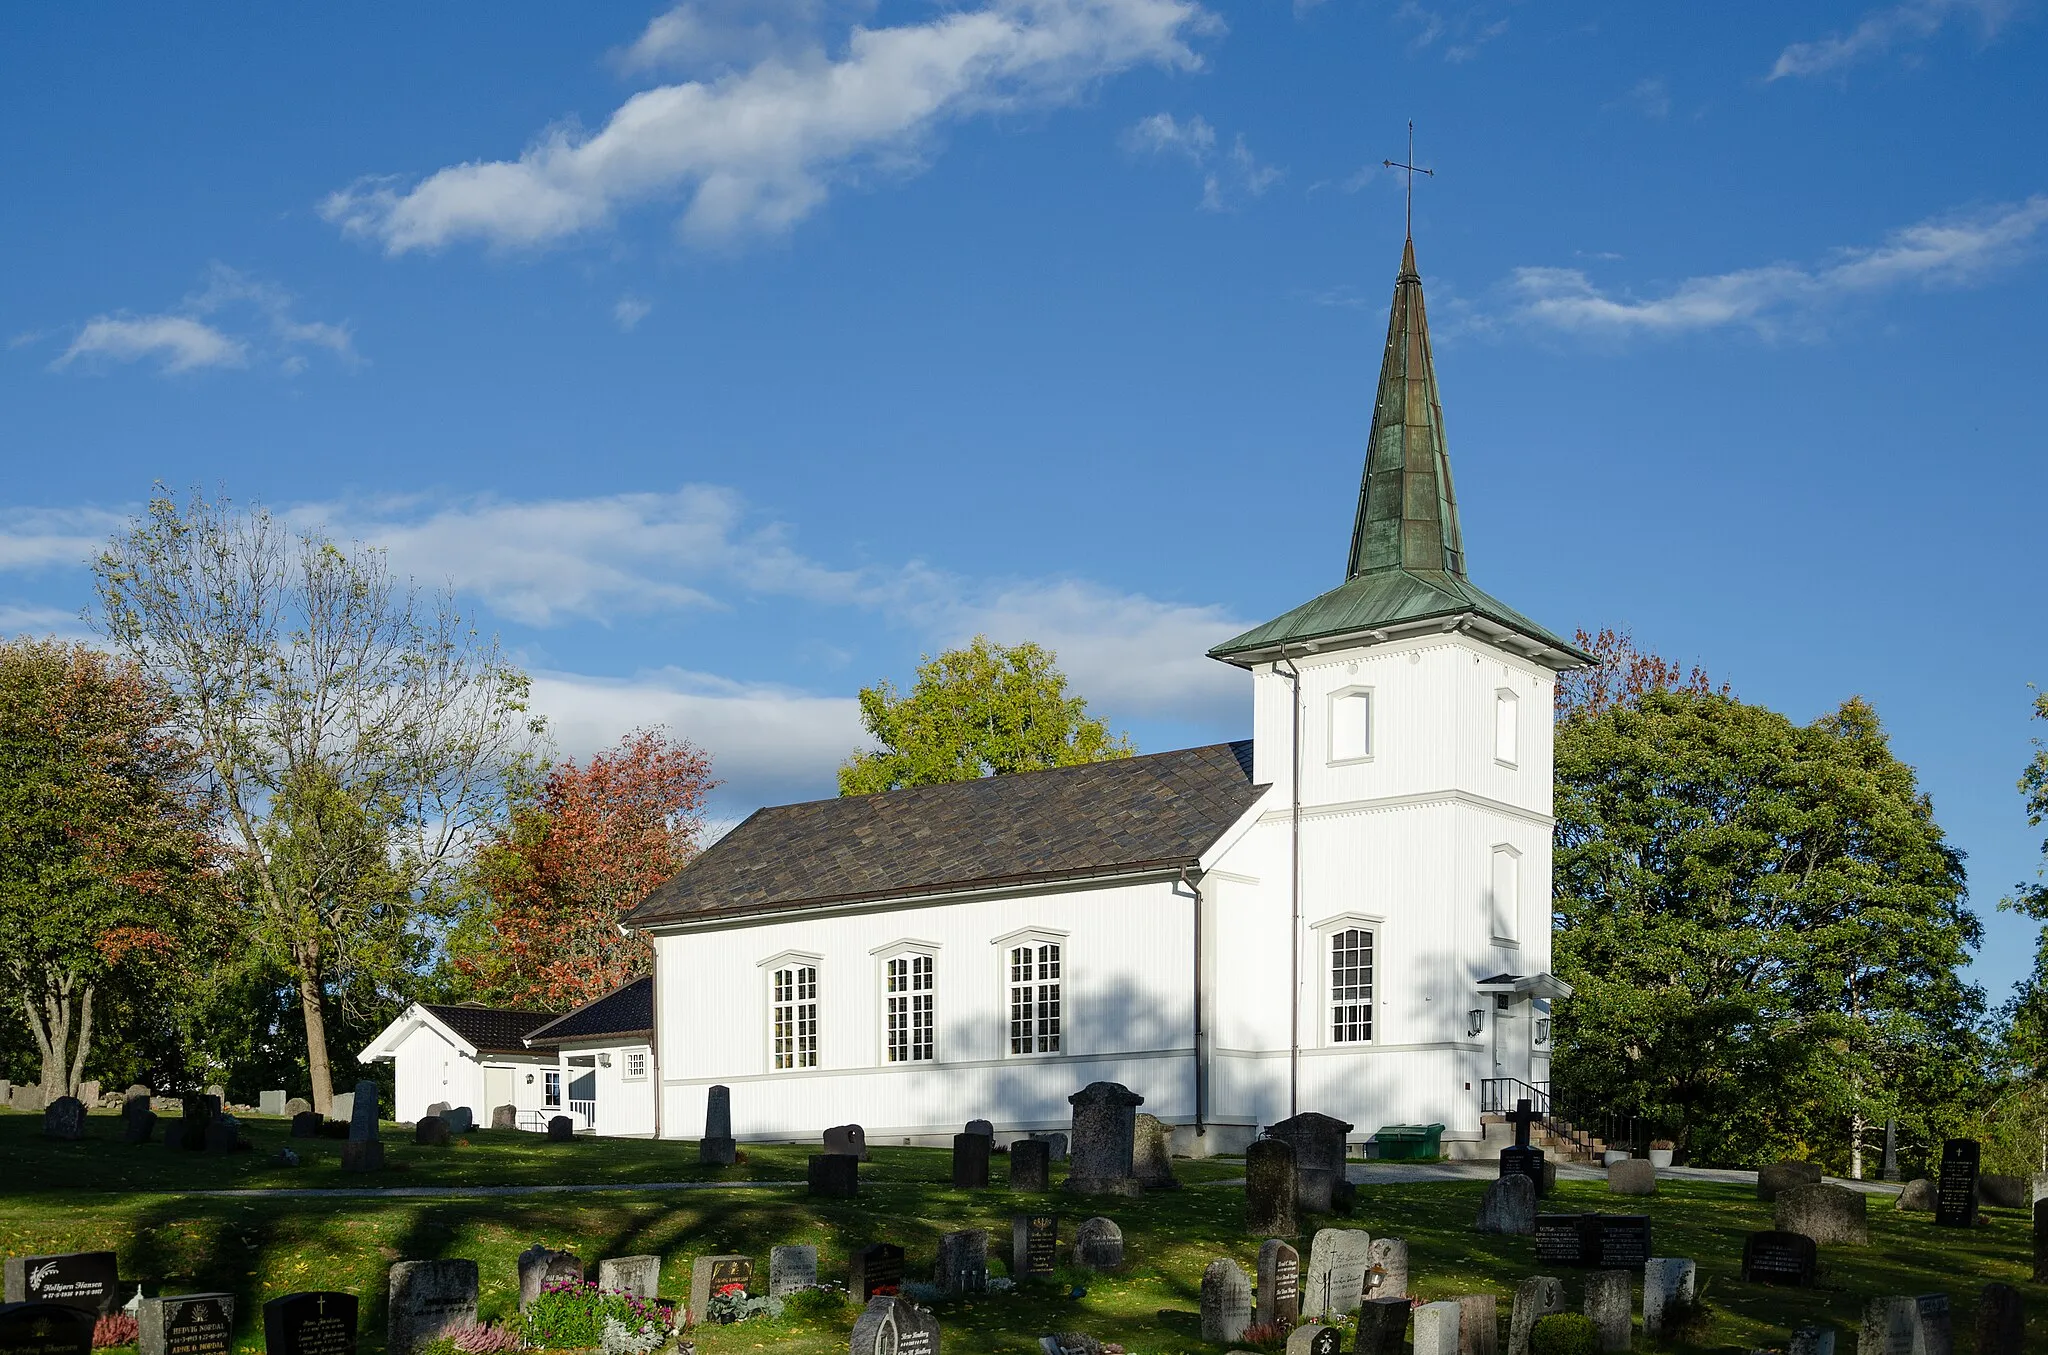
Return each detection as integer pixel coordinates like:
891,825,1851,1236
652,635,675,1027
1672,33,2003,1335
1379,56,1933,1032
1329,687,1374,764
1490,844,1521,943
1494,689,1519,767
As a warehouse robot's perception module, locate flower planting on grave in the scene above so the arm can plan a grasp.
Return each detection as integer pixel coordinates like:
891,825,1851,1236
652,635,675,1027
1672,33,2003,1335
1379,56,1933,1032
702,1282,780,1325
91,1314,138,1349
521,1281,677,1349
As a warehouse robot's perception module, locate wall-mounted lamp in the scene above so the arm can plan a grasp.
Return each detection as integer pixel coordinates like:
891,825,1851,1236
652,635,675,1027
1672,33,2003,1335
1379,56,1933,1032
524,1074,534,1085
598,1053,612,1068
1535,1019,1551,1045
1467,1009,1485,1037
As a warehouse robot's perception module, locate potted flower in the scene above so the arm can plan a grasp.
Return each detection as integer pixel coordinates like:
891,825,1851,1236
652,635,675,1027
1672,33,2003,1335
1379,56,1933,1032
1647,1139,1676,1168
1602,1149,1630,1167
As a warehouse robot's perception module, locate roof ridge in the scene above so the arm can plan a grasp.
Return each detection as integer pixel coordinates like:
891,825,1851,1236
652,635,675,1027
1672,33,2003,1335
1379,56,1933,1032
782,738,1252,811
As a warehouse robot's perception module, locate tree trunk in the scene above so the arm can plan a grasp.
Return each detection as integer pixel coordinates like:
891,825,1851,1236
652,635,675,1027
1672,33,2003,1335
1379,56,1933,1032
67,983,95,1098
1849,1112,1866,1181
296,951,335,1114
24,971,92,1100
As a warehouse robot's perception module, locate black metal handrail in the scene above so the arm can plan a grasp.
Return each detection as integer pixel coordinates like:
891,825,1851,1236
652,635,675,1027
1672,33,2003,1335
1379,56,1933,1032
1479,1077,1551,1115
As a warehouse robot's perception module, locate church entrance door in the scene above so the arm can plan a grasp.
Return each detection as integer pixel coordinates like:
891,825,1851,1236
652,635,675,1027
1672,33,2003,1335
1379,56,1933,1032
1492,996,1532,1088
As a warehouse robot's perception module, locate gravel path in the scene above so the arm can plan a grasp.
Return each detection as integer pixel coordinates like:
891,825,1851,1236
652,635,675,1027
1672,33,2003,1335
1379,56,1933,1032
180,1179,805,1200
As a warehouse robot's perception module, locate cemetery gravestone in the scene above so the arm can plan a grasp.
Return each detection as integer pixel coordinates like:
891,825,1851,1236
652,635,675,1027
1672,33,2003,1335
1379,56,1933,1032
596,1257,659,1300
700,1086,736,1165
518,1247,583,1311
1895,1180,1937,1212
1475,1174,1536,1235
824,1124,868,1160
1284,1325,1342,1355
1976,1282,2023,1355
123,1106,158,1145
76,1083,99,1108
546,1116,574,1142
3,1255,119,1315
1064,1083,1144,1196
1199,1259,1252,1344
1073,1218,1124,1272
340,1139,384,1173
1741,1232,1818,1286
1012,1216,1057,1279
1009,1139,1051,1192
1131,1114,1179,1190
1038,1334,1102,1355
1607,1160,1655,1196
442,1108,473,1135
952,1133,991,1188
347,1083,379,1140
1456,1294,1498,1355
1412,1301,1461,1355
290,1113,321,1139
688,1257,752,1327
934,1232,987,1297
1786,1327,1836,1355
1756,1160,1823,1202
415,1117,451,1147
850,1245,904,1302
0,1304,95,1355
203,1119,241,1154
1254,1240,1299,1330
849,1296,939,1355
1028,1131,1069,1161
965,1119,994,1139
1301,1228,1371,1321
1356,1298,1411,1355
491,1106,516,1131
1268,1112,1353,1214
329,1093,354,1124
1245,1138,1299,1237
1581,1271,1630,1353
1498,1100,1546,1197
42,1099,84,1142
809,1154,859,1198
770,1246,819,1298
139,1295,234,1355
1364,1237,1408,1300
1776,1184,1868,1246
283,1098,311,1118
1641,1259,1696,1341
1507,1277,1563,1355
1978,1173,2027,1209
426,1102,450,1120
2036,1200,2048,1284
386,1261,477,1355
263,1292,358,1355
260,1091,288,1117
177,1093,213,1151
1936,1139,1980,1228
1914,1294,1951,1355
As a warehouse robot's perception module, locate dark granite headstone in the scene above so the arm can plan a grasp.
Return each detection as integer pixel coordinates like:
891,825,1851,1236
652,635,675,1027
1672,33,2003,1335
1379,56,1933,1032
346,1082,379,1141
3,1254,120,1315
1254,1239,1299,1330
1267,1112,1352,1214
1532,1215,1651,1268
1013,1216,1057,1278
122,1109,158,1145
386,1260,477,1355
824,1124,868,1160
934,1231,986,1296
1974,1282,2023,1355
964,1119,994,1139
850,1245,904,1302
1199,1259,1252,1345
1245,1138,1299,1237
597,1256,660,1299
340,1140,383,1172
177,1093,214,1151
517,1247,583,1312
0,1304,93,1355
1499,1146,1546,1197
203,1119,240,1154
139,1294,234,1355
688,1256,752,1326
1064,1082,1143,1196
290,1112,322,1139
1741,1231,1817,1286
952,1133,990,1188
1073,1217,1123,1272
700,1085,735,1165
809,1153,859,1198
1009,1139,1052,1192
545,1115,574,1142
415,1117,450,1147
263,1292,358,1355
1355,1297,1409,1355
42,1099,84,1142
2036,1199,2048,1284
1936,1139,1981,1228
849,1297,939,1355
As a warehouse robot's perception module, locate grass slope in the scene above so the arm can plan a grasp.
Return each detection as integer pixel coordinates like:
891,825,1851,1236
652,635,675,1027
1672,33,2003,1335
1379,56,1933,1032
0,1111,2037,1353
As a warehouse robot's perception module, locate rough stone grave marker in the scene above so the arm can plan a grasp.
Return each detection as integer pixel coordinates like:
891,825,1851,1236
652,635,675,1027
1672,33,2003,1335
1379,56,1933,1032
0,1303,95,1355
1073,1218,1123,1272
1757,1160,1823,1201
1012,1216,1057,1279
42,1099,84,1142
1199,1259,1252,1344
491,1105,516,1130
1027,1131,1068,1161
1896,1180,1937,1212
1356,1297,1410,1355
934,1232,987,1296
283,1098,310,1118
1456,1293,1498,1355
1475,1175,1535,1235
415,1117,450,1147
700,1086,736,1165
4,1254,119,1315
1740,1231,1817,1286
809,1154,858,1198
140,1296,234,1355
1582,1271,1630,1353
1131,1114,1178,1190
952,1133,990,1188
263,1292,357,1355
770,1246,818,1297
1268,1112,1352,1214
596,1257,659,1299
1245,1138,1299,1237
849,1297,938,1355
849,1245,903,1302
1936,1139,1980,1229
688,1257,752,1326
1507,1277,1562,1355
1301,1228,1370,1321
1064,1083,1142,1196
386,1262,477,1355
1254,1240,1298,1330
824,1124,868,1160
1009,1139,1051,1192
1641,1259,1696,1342
517,1247,582,1312
1607,1160,1655,1196
1776,1184,1868,1246
1364,1237,1407,1300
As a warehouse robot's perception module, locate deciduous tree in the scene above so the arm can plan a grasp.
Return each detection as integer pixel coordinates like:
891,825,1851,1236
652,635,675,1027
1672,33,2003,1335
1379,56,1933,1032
838,637,1131,796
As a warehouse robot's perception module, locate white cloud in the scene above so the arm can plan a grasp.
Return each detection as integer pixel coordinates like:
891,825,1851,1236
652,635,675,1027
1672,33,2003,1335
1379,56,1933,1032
1623,76,1671,119
614,295,654,330
0,507,129,572
0,603,94,639
1123,111,1279,210
1769,0,2015,80
325,0,1218,253
1393,2,1509,61
1506,194,2048,337
50,265,354,376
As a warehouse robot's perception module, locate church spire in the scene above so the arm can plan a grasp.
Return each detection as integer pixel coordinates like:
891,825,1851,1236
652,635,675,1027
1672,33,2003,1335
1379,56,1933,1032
1345,235,1466,579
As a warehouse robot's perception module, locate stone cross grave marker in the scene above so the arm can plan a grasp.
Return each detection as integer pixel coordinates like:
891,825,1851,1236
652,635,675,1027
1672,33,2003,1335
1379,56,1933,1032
1936,1139,1980,1228
139,1294,234,1355
1010,1139,1051,1192
1073,1218,1124,1272
1474,1175,1535,1235
1740,1232,1817,1286
700,1086,736,1165
809,1154,858,1198
952,1133,991,1188
4,1253,120,1315
263,1292,357,1355
1268,1113,1353,1214
824,1124,868,1160
1456,1293,1498,1355
1412,1300,1460,1355
1254,1239,1298,1330
850,1245,904,1302
386,1261,477,1355
1301,1228,1370,1321
1581,1271,1630,1353
1012,1216,1057,1279
1199,1259,1252,1344
688,1257,752,1327
597,1257,660,1300
1355,1298,1410,1355
1065,1083,1143,1196
849,1296,939,1355
0,1304,95,1355
517,1247,582,1312
770,1246,818,1297
1245,1138,1299,1237
1364,1237,1407,1300
1641,1259,1696,1342
934,1231,987,1296
1775,1184,1867,1246
1499,1099,1546,1196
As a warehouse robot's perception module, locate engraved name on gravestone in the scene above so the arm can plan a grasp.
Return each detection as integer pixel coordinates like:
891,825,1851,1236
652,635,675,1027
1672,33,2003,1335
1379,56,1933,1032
1533,1215,1652,1268
1013,1217,1057,1279
139,1294,235,1355
1740,1232,1818,1287
1936,1139,1981,1228
386,1260,478,1355
0,1304,95,1355
689,1258,752,1327
263,1292,358,1355
849,1296,939,1355
1364,1237,1408,1300
770,1246,818,1298
850,1245,904,1303
1301,1229,1371,1321
1199,1260,1253,1345
1072,1218,1124,1272
934,1232,987,1297
596,1257,660,1301
1255,1240,1299,1330
3,1255,120,1316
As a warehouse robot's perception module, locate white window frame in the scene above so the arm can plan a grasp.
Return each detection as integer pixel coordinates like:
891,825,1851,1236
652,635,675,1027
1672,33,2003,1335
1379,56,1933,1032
623,1050,648,1081
994,928,1068,1058
1494,688,1519,767
874,941,939,1065
1489,843,1522,945
543,1070,561,1107
760,951,824,1072
1313,914,1380,1048
1326,685,1375,765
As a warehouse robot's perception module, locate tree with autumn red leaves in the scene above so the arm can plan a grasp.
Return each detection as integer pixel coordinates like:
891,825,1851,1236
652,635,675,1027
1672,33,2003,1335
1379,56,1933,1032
1556,625,1726,721
450,728,716,1008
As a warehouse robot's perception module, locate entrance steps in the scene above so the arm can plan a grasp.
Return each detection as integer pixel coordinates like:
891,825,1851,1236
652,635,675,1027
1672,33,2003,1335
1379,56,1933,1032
1480,1112,1608,1164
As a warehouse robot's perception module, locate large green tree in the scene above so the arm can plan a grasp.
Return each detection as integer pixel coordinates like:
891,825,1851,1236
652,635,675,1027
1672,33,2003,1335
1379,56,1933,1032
1553,684,1982,1172
838,637,1132,795
1988,691,2048,1172
93,491,540,1110
0,637,213,1100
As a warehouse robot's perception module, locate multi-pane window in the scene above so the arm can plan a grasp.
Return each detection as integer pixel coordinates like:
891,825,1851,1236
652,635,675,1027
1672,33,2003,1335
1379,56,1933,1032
544,1070,561,1106
1494,690,1519,765
1329,928,1373,1044
772,965,819,1069
624,1051,647,1079
886,954,935,1062
1008,942,1063,1054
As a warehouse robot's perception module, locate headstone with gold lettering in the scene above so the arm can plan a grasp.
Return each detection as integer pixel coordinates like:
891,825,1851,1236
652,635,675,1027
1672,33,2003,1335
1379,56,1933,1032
139,1294,235,1355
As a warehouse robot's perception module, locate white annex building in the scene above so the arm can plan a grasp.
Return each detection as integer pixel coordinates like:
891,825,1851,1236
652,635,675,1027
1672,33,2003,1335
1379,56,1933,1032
613,236,1590,1158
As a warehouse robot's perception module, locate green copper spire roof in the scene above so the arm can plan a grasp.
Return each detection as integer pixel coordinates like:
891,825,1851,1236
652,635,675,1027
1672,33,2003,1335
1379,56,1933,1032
1210,237,1590,669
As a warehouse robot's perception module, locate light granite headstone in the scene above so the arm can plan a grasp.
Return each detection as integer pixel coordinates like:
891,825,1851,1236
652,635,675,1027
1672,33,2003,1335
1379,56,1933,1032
1582,1270,1631,1353
1475,1174,1536,1234
1064,1083,1143,1196
770,1246,818,1297
824,1124,869,1160
849,1297,939,1355
1028,1131,1069,1162
1199,1259,1252,1344
934,1231,987,1296
259,1091,287,1116
1254,1239,1299,1330
1245,1138,1299,1237
1642,1259,1696,1341
1776,1184,1868,1246
386,1260,477,1355
1786,1325,1836,1355
1364,1237,1407,1301
597,1256,660,1300
1301,1228,1370,1321
1413,1300,1460,1355
1607,1160,1656,1196
1073,1217,1123,1272
283,1098,312,1119
329,1092,354,1125
1506,1277,1563,1355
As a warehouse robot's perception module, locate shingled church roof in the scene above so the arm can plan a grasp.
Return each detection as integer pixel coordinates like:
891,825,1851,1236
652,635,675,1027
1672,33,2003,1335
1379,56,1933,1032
525,977,654,1045
419,1003,559,1056
622,740,1264,928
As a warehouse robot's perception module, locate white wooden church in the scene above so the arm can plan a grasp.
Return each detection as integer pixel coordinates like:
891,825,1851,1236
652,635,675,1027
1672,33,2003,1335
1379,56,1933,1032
612,235,1588,1158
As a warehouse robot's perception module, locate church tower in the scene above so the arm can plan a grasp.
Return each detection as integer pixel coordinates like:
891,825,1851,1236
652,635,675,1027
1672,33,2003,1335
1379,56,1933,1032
1205,235,1586,1144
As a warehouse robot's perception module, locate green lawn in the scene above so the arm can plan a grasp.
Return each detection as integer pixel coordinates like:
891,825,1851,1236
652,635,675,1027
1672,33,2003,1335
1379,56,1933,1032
1,1110,2037,1354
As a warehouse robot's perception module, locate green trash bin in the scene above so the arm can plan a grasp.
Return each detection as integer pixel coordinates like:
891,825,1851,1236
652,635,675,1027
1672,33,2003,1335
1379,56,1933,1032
1373,1123,1445,1161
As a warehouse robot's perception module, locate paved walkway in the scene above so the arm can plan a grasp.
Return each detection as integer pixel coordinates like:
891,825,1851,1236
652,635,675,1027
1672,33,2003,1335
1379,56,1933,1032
1341,1160,1903,1195
183,1179,804,1200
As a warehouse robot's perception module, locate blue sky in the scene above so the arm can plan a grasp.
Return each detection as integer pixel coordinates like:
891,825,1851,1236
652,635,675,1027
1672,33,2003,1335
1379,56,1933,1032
4,2,2045,996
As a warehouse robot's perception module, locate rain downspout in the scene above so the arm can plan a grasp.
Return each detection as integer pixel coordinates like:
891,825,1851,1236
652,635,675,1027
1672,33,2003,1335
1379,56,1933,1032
1180,865,1207,1139
1274,650,1304,1121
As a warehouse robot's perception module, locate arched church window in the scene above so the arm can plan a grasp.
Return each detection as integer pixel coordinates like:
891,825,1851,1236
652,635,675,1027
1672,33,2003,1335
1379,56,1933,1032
1329,928,1374,1044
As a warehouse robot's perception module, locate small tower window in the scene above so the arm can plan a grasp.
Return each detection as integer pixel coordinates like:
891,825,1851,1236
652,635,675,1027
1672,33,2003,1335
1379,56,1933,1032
1490,844,1521,943
1494,689,1519,766
1329,688,1373,763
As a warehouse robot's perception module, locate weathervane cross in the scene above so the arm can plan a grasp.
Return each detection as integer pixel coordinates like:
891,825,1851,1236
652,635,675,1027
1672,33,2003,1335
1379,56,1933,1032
1382,119,1434,240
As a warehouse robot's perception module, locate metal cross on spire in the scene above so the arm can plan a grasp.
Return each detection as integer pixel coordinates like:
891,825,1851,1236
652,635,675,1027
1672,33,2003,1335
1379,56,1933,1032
1382,119,1434,240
